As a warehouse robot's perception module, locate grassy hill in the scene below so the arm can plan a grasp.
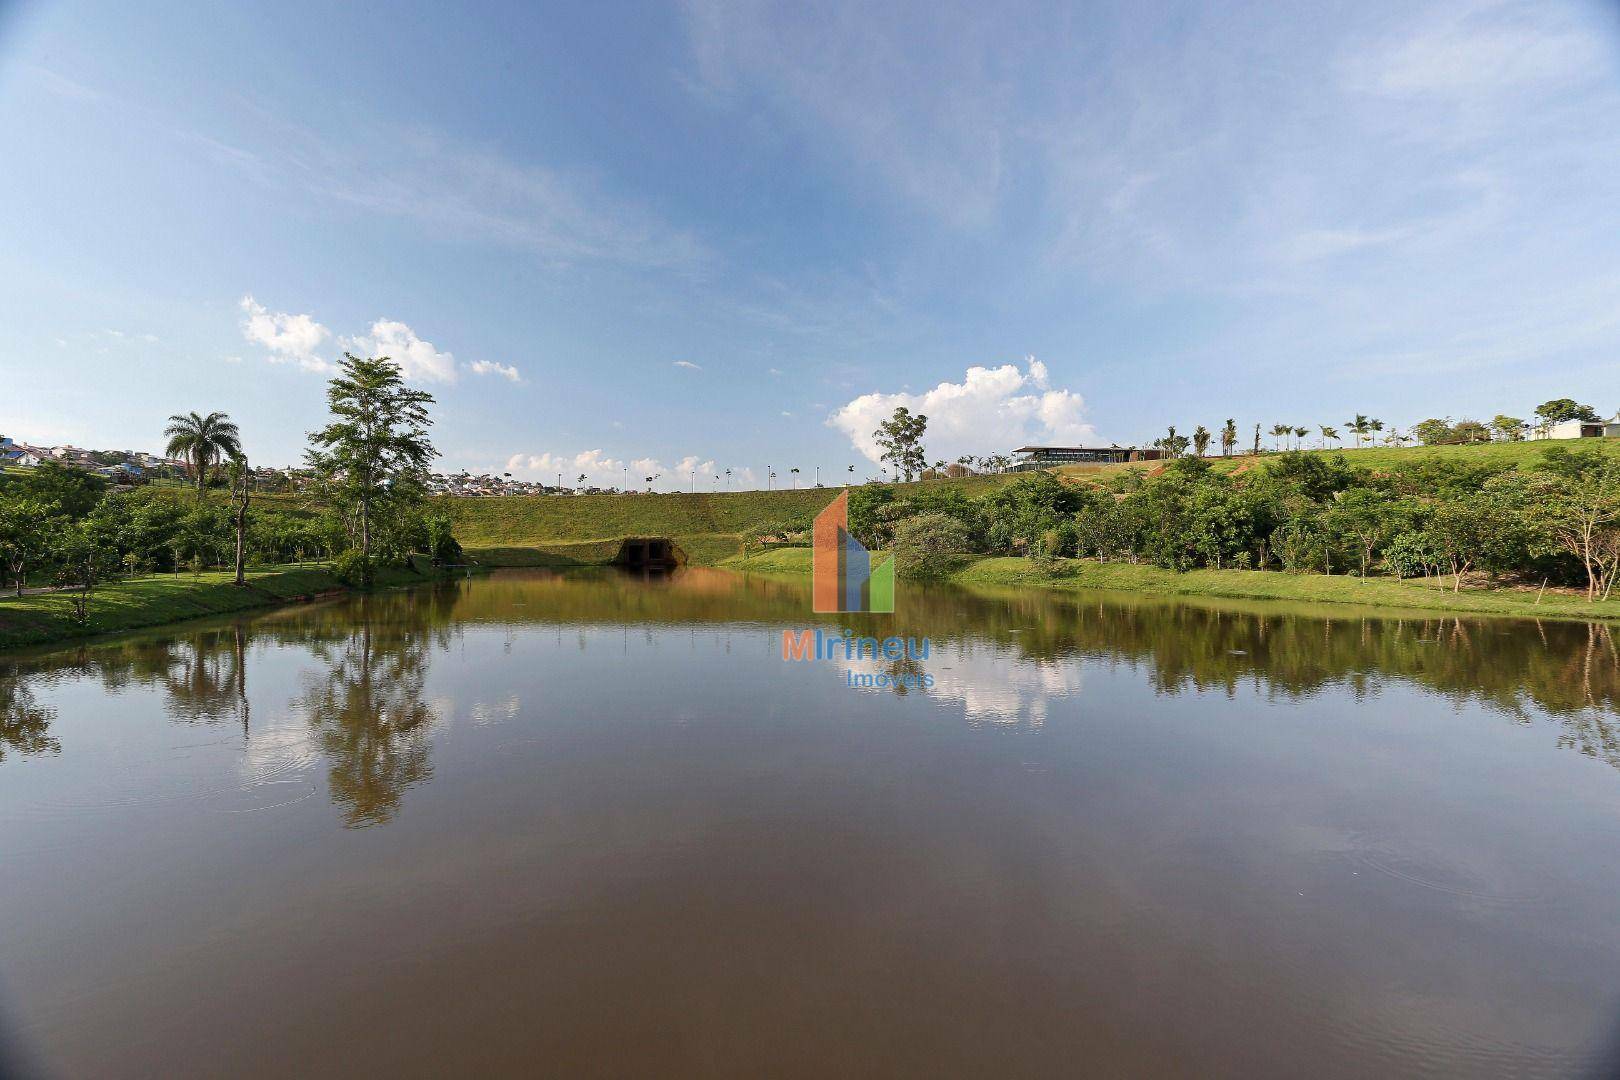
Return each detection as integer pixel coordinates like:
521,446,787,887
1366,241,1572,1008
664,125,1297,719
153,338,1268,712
449,474,1014,566
452,439,1620,565
1054,436,1620,480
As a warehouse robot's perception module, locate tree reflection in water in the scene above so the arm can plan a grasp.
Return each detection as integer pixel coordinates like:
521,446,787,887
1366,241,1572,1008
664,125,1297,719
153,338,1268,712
0,678,58,763
291,589,456,827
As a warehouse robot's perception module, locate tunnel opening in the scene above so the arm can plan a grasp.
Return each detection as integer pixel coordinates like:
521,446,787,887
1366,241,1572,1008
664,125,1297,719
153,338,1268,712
613,536,685,570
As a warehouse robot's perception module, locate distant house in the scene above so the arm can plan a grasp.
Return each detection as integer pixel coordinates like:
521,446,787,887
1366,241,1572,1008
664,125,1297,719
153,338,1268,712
1009,445,1164,470
1532,412,1620,440
3,449,44,468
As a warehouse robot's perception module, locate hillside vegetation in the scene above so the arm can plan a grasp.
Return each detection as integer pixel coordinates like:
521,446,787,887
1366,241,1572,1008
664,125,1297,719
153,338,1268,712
449,475,1012,565
1055,437,1620,480
726,546,1620,622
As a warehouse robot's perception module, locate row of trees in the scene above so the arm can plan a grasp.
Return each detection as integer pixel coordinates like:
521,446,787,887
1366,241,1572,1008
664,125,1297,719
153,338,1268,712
1155,400,1608,459
838,446,1620,601
0,354,461,619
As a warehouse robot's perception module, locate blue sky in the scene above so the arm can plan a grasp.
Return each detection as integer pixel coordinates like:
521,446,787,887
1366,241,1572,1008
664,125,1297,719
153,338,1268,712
1,0,1617,489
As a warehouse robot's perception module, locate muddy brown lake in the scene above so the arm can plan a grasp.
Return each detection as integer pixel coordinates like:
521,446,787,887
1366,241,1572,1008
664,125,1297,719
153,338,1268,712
2,568,1618,1078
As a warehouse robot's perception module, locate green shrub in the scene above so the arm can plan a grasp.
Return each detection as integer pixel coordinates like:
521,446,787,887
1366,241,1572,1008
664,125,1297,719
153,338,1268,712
892,512,973,581
332,549,374,587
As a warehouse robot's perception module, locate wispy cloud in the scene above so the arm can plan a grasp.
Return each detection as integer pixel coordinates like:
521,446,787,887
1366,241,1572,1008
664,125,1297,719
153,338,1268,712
248,111,712,274
681,2,1009,228
672,360,702,370
30,64,712,277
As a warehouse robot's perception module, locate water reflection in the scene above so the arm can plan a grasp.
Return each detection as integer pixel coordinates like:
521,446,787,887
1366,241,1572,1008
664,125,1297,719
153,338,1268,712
296,620,438,827
0,679,58,763
3,569,1620,795
4,569,1620,1076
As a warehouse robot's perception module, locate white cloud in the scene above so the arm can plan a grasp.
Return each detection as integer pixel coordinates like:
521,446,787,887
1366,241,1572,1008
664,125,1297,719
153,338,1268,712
341,318,459,384
469,359,523,382
140,333,159,343
673,360,702,370
828,356,1096,464
671,455,717,477
239,295,333,372
242,297,495,385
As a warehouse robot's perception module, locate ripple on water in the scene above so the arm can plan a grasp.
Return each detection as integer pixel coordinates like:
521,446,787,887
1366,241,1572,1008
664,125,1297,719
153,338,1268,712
1326,994,1595,1080
1349,842,1546,908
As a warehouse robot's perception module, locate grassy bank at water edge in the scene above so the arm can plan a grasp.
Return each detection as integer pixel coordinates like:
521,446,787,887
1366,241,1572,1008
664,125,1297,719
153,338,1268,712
723,546,1620,622
0,565,470,650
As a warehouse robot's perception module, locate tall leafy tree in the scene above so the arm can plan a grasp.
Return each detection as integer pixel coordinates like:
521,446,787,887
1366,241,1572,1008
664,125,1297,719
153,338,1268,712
164,411,242,498
305,354,438,577
1491,415,1527,441
1535,398,1601,431
873,406,928,481
1346,413,1372,449
1220,419,1237,458
0,497,52,596
1192,425,1211,458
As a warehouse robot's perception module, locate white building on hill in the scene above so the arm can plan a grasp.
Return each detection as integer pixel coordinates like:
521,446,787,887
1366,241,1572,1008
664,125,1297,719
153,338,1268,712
1533,412,1620,440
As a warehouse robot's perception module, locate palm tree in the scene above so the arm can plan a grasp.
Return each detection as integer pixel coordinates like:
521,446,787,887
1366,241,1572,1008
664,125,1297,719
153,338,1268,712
1163,425,1190,456
789,466,800,488
1385,427,1409,447
1270,423,1290,451
164,410,242,498
1294,426,1309,449
1192,425,1211,457
1320,425,1339,449
1347,413,1372,449
1369,418,1384,446
1220,419,1237,458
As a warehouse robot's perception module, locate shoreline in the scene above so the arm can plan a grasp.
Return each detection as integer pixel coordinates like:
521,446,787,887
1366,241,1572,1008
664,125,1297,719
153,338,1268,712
720,547,1620,623
0,564,480,652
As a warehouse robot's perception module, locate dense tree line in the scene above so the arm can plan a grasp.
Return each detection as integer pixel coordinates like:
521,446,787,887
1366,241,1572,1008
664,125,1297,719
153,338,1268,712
0,355,462,615
853,446,1620,600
